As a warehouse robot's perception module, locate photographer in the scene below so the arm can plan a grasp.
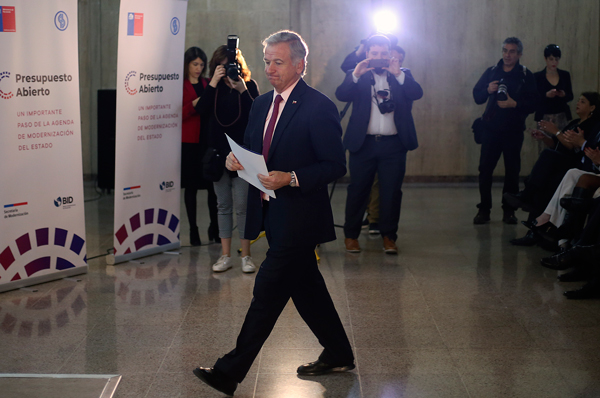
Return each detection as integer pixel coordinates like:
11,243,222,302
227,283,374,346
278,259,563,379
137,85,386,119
196,40,260,273
336,34,423,254
472,37,538,225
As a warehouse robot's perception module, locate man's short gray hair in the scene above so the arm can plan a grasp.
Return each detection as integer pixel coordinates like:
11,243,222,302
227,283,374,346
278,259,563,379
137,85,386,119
262,30,309,76
503,37,523,54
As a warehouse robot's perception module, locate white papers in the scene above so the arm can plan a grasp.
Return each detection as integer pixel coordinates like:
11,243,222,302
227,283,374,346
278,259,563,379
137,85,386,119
226,135,276,199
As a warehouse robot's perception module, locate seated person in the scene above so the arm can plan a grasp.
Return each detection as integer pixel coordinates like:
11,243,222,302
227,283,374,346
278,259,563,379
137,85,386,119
540,194,600,299
505,92,600,245
526,161,600,249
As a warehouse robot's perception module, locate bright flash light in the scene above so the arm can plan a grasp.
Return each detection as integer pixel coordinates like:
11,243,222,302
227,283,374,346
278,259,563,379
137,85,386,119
373,10,397,33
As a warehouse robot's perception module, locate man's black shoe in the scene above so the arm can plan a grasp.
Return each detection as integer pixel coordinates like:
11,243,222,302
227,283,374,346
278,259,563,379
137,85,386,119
473,210,490,225
193,367,237,396
510,230,536,246
503,192,533,212
297,360,355,376
564,282,600,299
540,247,578,270
502,209,518,224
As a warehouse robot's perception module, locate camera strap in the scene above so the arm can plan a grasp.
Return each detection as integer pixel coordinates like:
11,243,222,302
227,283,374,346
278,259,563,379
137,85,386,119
370,72,392,105
214,86,242,128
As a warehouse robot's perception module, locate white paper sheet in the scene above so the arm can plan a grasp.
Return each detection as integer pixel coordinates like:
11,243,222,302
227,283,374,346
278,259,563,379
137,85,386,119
226,135,276,199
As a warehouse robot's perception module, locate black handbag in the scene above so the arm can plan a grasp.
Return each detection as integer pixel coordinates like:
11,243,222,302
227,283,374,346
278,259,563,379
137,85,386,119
471,117,484,144
202,147,225,182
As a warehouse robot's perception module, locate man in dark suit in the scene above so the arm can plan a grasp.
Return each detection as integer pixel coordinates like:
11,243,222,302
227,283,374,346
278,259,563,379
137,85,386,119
193,30,354,396
336,34,423,254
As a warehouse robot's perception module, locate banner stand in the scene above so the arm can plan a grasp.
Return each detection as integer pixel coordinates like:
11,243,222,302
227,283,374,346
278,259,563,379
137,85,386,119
107,242,180,265
110,0,187,265
0,1,88,292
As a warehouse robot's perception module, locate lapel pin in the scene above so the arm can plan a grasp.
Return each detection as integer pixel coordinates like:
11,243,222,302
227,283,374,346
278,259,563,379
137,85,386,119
292,101,297,104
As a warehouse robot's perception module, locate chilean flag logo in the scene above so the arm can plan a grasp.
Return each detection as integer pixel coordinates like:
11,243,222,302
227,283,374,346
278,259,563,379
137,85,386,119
0,6,16,32
127,12,143,36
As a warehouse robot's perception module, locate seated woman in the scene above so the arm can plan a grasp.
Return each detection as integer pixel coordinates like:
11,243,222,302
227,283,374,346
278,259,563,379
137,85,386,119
506,92,600,245
528,155,600,248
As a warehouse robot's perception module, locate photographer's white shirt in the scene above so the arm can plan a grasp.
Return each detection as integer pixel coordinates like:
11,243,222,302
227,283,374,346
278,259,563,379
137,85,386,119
352,70,405,136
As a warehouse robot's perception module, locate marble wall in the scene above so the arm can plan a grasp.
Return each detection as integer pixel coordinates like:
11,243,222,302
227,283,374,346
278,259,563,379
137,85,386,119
78,0,600,179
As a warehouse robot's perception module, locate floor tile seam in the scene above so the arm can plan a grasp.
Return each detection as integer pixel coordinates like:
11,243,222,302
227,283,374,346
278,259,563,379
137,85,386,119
342,276,363,398
55,319,104,374
139,372,159,398
538,347,581,394
252,349,262,398
405,262,474,396
153,295,198,376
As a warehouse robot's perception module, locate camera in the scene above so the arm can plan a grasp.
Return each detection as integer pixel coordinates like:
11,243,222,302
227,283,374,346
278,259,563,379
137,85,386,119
226,35,241,81
376,90,395,114
369,58,389,74
368,59,389,69
497,79,508,101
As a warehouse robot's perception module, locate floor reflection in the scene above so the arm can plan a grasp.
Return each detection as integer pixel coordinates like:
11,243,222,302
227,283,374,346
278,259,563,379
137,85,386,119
0,183,598,397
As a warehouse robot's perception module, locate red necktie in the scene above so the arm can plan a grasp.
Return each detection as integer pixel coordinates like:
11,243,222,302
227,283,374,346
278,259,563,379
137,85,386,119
262,95,283,162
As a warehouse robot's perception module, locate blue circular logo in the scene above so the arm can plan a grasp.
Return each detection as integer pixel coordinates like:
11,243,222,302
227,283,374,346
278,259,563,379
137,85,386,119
170,17,180,35
54,11,69,31
54,197,61,207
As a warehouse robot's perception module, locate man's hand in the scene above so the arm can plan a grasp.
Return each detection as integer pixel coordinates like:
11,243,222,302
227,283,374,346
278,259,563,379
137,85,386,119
563,127,586,148
497,91,517,108
258,171,291,191
226,152,244,171
353,58,374,78
383,57,401,77
584,147,600,166
487,80,499,94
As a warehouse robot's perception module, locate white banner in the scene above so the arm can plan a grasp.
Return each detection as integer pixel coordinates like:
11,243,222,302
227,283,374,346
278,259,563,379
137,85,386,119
109,0,187,264
0,0,87,292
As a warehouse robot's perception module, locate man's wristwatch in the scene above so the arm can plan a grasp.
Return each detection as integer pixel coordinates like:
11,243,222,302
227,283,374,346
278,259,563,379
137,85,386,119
289,171,297,187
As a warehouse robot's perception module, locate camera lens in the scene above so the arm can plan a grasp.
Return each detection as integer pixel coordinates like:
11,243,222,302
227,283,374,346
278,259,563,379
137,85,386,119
227,63,240,81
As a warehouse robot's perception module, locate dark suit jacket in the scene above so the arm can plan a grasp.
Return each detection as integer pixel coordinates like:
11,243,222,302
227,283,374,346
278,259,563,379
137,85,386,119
335,69,423,153
243,79,346,247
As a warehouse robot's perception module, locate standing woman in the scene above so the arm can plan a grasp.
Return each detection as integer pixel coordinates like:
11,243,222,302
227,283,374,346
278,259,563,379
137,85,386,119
197,46,260,273
534,44,574,131
181,47,219,246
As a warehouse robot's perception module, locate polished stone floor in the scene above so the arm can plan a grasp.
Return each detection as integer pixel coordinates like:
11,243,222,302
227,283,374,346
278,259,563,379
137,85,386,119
1,182,600,397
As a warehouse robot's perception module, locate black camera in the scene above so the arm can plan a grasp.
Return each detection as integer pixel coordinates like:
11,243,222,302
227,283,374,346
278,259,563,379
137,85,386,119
497,78,508,101
376,90,395,114
226,35,241,81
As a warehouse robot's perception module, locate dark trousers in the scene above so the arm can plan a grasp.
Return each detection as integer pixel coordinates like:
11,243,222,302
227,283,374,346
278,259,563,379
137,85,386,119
578,198,600,246
214,206,354,383
478,129,524,211
344,135,407,241
523,149,578,217
184,185,218,230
